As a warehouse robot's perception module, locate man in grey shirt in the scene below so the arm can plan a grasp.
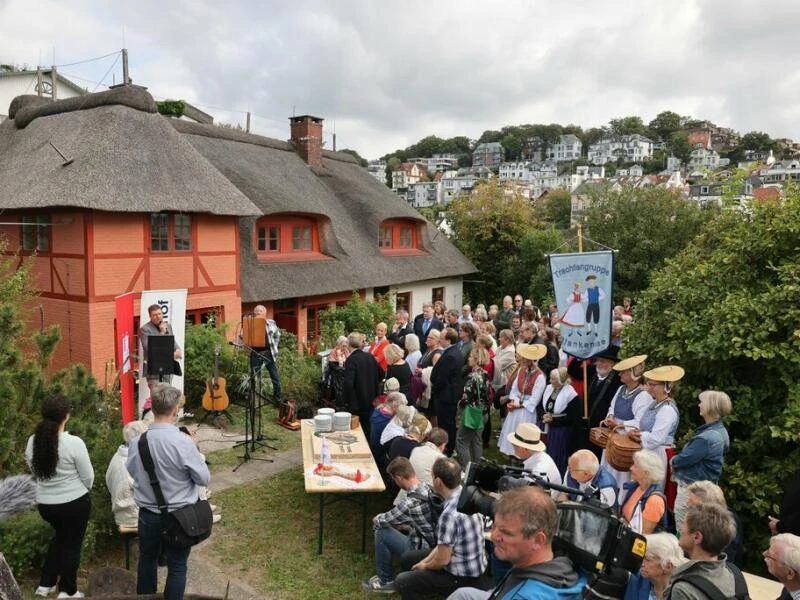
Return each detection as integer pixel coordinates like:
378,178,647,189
139,304,182,386
127,384,209,600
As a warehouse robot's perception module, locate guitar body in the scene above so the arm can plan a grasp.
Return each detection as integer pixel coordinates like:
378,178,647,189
202,344,230,412
202,376,229,411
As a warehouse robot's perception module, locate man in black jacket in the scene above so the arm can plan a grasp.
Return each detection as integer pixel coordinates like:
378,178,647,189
430,328,463,455
344,332,381,440
389,310,413,353
413,302,444,341
570,346,620,459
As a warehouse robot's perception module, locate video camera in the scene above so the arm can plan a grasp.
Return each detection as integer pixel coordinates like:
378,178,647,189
457,459,646,575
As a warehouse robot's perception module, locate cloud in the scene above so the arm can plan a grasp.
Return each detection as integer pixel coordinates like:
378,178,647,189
2,0,800,157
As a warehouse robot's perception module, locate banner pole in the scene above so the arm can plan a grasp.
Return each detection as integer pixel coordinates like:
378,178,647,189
578,224,589,419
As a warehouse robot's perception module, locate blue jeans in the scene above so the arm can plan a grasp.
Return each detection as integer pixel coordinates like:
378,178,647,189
137,509,191,600
375,526,414,583
250,350,281,401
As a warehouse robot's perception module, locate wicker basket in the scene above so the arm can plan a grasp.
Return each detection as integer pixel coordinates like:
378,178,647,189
605,426,641,472
589,423,612,449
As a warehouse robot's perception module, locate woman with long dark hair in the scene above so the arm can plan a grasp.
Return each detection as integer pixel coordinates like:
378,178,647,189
25,395,94,599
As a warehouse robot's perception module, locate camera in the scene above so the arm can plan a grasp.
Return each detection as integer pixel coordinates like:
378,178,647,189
457,459,646,575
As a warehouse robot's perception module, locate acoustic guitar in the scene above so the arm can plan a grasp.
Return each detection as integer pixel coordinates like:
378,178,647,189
202,345,229,412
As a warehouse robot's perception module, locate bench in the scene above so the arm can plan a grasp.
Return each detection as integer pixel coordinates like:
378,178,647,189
118,526,138,570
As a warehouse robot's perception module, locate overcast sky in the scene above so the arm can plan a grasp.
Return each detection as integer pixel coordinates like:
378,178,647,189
2,0,799,159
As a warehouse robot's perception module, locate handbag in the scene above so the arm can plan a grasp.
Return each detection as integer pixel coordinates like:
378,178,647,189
138,432,213,548
462,405,484,430
605,425,641,472
410,373,427,405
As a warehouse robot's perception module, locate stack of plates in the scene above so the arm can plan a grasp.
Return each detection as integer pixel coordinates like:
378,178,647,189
317,408,335,417
333,411,352,431
314,414,332,433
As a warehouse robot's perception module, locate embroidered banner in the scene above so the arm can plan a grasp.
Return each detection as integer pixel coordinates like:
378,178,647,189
549,251,615,359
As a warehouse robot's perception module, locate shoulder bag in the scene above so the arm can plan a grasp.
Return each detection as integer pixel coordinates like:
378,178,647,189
138,432,213,548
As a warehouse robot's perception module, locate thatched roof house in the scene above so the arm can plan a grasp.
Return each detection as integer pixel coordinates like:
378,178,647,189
171,119,475,303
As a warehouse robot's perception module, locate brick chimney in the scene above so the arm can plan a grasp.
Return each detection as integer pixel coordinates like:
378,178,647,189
289,115,324,167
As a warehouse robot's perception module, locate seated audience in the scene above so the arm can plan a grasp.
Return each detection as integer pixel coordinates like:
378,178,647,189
409,428,448,488
448,487,585,600
395,458,488,599
560,449,618,509
506,423,561,499
624,532,686,600
666,502,747,599
685,481,743,566
105,420,148,528
362,458,437,593
390,413,432,462
764,533,800,600
620,449,667,534
381,404,416,455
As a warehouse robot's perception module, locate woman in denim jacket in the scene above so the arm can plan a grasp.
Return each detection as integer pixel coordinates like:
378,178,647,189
670,390,731,530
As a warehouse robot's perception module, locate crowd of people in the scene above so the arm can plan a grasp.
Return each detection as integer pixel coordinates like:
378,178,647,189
329,296,800,599
21,296,800,600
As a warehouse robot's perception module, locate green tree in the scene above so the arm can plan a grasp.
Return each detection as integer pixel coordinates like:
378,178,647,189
648,110,683,142
669,131,692,162
505,228,572,308
536,189,573,230
622,189,800,571
582,187,716,300
339,148,368,167
608,116,649,138
582,127,608,151
740,131,774,152
447,180,536,304
318,292,394,349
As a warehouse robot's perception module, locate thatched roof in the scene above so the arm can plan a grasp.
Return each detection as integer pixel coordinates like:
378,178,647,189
174,121,476,302
0,88,260,216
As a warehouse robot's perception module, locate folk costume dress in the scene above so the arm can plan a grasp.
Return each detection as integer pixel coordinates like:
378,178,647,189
638,398,679,488
601,385,653,493
498,366,546,456
537,383,579,476
560,291,585,328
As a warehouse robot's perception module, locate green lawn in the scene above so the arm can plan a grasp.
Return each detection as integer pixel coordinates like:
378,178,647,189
210,468,393,599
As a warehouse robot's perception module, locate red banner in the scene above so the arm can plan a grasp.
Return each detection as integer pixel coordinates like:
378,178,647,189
115,292,136,424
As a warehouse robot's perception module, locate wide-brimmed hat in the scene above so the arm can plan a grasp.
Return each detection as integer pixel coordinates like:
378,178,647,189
516,343,547,361
594,346,620,362
384,377,400,392
614,354,648,372
507,422,546,452
642,365,685,383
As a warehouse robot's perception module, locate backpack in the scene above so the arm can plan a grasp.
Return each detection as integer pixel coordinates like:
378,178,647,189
667,562,750,600
406,489,445,548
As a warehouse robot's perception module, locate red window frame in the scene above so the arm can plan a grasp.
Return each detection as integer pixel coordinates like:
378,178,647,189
378,219,425,255
255,215,327,262
150,213,192,252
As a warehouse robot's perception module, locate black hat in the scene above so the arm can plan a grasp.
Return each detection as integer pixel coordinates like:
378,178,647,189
593,345,620,362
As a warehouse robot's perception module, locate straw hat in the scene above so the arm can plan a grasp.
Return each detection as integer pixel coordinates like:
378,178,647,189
516,343,547,361
614,354,648,372
384,377,400,392
642,365,685,382
507,422,546,452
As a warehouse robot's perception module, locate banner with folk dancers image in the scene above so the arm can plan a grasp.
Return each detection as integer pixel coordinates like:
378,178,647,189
549,251,615,359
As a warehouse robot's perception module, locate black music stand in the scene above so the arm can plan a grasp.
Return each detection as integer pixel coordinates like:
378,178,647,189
232,339,278,472
147,335,175,382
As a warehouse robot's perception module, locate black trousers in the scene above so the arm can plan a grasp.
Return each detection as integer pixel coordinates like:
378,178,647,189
38,493,91,595
395,549,489,599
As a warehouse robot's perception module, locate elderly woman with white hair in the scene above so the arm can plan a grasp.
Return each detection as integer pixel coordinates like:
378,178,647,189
620,449,668,534
671,389,732,530
537,366,579,475
105,420,149,528
404,333,422,373
624,532,687,599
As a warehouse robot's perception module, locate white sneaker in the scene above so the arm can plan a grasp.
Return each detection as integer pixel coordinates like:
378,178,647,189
35,586,57,597
212,514,222,523
57,592,84,598
210,504,219,512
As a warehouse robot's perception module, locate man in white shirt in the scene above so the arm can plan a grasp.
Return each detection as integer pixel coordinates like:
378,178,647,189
506,423,561,499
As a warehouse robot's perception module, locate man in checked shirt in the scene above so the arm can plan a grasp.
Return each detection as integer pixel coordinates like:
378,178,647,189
362,457,438,593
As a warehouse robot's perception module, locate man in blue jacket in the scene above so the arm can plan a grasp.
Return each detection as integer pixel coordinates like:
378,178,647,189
448,487,585,599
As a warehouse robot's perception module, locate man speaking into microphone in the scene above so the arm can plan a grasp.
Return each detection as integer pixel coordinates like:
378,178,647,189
139,304,182,389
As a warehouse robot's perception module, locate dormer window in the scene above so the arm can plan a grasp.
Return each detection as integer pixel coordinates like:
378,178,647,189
379,219,425,255
255,214,329,262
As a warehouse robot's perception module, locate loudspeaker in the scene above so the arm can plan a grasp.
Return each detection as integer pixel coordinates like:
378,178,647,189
147,335,175,377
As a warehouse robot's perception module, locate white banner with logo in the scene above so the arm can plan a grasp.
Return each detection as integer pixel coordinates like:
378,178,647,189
138,289,187,414
549,251,614,359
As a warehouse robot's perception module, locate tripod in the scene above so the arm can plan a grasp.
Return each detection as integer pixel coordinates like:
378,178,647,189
233,349,278,471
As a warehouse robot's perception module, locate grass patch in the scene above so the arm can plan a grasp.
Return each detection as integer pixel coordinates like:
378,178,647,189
210,468,393,599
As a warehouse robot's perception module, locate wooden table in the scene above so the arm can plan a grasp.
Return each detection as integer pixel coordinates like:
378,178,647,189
300,420,385,554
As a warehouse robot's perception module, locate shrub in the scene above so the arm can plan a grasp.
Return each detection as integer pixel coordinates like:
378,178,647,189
318,292,394,349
